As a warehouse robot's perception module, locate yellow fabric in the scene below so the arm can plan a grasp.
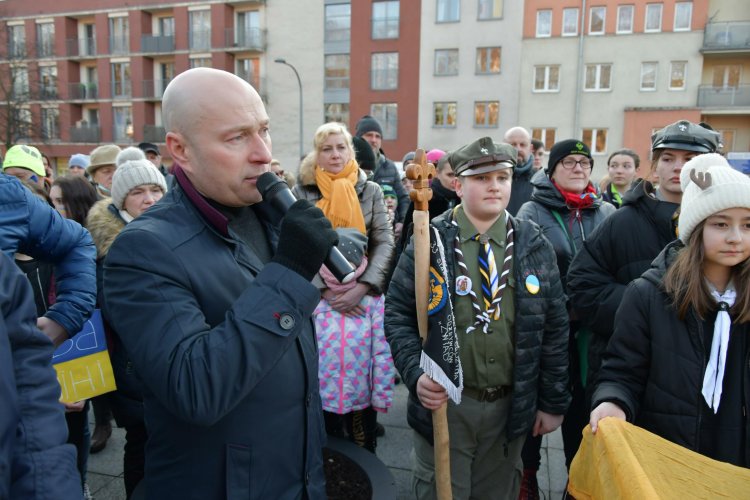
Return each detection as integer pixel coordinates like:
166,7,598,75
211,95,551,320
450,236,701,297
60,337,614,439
569,418,750,500
314,159,366,234
54,350,117,403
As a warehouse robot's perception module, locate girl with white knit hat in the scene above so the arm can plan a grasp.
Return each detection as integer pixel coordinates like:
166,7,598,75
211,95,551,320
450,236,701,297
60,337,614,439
85,146,167,496
589,153,750,467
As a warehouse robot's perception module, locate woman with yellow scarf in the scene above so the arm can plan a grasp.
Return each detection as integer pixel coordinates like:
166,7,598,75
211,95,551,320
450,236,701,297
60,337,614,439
293,122,395,452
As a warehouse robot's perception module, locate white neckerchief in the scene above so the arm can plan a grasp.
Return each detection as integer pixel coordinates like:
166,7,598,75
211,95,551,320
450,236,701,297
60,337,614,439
701,284,737,413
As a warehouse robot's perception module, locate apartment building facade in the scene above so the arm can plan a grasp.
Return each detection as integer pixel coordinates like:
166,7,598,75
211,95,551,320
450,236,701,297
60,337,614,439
0,0,326,173
416,0,523,153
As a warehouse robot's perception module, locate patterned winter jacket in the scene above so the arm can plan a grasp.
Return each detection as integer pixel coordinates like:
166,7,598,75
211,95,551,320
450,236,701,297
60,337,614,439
314,294,395,414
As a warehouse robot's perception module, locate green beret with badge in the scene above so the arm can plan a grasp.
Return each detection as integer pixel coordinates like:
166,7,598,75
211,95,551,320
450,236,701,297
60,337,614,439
449,137,517,177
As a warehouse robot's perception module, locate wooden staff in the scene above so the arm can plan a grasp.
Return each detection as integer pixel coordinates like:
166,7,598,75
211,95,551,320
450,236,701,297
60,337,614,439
405,150,451,500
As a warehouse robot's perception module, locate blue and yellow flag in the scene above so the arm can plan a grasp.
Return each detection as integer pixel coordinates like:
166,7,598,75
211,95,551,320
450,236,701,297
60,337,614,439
52,310,116,403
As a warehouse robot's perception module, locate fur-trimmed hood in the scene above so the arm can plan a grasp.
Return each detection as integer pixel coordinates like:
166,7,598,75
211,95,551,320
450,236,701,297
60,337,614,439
297,153,368,191
86,198,125,259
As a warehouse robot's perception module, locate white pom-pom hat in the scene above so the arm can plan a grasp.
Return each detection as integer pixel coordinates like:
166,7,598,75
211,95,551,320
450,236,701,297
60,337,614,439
678,153,750,243
111,147,168,210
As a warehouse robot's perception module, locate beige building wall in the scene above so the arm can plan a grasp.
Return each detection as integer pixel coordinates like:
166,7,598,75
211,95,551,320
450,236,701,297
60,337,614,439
265,0,325,173
520,31,704,167
416,0,524,153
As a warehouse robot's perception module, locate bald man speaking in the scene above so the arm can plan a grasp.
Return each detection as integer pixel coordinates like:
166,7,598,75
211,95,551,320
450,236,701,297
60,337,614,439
103,68,336,499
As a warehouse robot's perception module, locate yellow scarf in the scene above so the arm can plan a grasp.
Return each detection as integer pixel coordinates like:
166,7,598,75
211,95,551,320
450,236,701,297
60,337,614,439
314,159,366,234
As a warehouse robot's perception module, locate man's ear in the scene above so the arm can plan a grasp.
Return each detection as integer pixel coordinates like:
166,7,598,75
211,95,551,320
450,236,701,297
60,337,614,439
454,177,464,198
166,131,189,168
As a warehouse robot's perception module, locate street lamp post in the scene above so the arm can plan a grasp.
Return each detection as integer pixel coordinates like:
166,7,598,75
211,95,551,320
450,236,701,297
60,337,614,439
274,58,304,159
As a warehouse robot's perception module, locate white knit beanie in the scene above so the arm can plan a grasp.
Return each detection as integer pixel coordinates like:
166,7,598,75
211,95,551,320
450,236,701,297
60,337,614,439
678,153,750,243
111,147,168,210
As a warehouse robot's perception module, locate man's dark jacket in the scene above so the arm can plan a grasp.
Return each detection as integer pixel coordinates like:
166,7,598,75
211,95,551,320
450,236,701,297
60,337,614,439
567,180,679,385
103,168,326,499
385,210,570,443
507,156,535,216
593,241,750,464
373,153,409,223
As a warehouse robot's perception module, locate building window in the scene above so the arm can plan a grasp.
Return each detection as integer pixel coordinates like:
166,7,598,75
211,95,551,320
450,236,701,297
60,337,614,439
476,47,501,74
532,128,556,150
584,63,611,91
536,10,552,37
325,103,349,124
617,5,634,34
11,66,29,98
39,65,58,99
645,4,662,32
674,2,692,31
325,3,351,42
562,8,578,36
478,0,502,20
109,16,129,54
533,65,560,92
474,101,499,128
13,108,32,140
7,24,26,58
640,62,658,91
237,11,261,47
669,61,686,90
435,49,459,76
712,64,741,89
325,54,350,89
41,107,59,140
372,1,399,39
189,10,211,51
370,103,397,140
433,102,457,127
717,129,734,150
237,58,260,89
437,0,460,23
371,52,399,90
111,61,131,98
582,128,607,154
113,106,133,142
36,22,55,58
189,56,212,68
159,17,175,37
589,6,605,35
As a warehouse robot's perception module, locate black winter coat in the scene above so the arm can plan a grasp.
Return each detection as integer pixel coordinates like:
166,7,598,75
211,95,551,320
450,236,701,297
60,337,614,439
398,179,460,252
373,153,410,223
593,241,750,465
385,210,570,443
567,180,679,384
507,157,535,216
516,170,615,294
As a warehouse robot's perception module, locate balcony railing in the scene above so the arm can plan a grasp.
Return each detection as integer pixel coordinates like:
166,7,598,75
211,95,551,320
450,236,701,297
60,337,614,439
70,125,101,143
142,79,171,99
109,35,129,55
143,125,166,143
698,84,750,107
111,81,132,99
38,87,59,100
36,42,54,58
141,35,175,53
224,28,266,50
189,30,211,51
66,38,97,57
68,82,98,100
703,22,750,51
7,41,27,59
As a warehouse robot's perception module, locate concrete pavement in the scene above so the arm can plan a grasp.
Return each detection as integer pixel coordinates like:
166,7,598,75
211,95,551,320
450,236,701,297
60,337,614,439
87,383,568,499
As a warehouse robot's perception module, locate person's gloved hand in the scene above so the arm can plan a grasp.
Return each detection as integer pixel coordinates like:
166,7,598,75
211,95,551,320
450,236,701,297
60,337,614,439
272,200,338,281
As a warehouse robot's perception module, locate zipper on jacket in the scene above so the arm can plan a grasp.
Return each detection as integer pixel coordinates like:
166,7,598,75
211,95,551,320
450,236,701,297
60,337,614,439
35,268,48,313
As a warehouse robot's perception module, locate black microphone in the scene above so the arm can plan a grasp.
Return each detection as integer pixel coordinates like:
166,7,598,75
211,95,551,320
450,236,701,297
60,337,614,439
257,172,356,284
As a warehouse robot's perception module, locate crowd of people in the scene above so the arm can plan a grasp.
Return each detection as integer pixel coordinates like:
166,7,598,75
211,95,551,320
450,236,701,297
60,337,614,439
1,67,748,500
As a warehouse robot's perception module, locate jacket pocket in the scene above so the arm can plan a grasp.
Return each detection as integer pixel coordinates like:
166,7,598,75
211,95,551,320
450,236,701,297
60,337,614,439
226,444,251,499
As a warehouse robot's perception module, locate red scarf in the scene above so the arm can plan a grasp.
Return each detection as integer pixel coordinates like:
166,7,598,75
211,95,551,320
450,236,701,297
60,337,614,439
553,181,598,209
